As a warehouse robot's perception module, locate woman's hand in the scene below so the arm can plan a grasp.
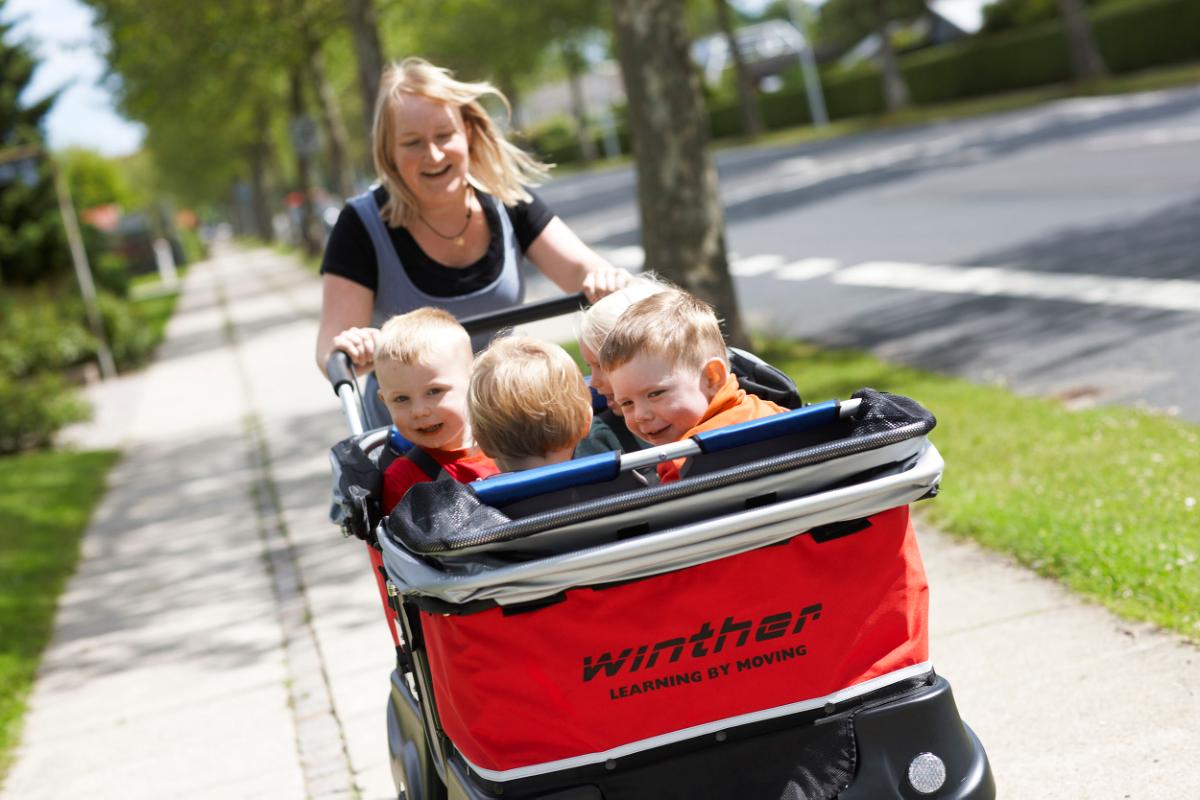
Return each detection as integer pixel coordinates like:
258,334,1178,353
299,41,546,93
527,217,632,304
581,262,632,304
330,326,380,371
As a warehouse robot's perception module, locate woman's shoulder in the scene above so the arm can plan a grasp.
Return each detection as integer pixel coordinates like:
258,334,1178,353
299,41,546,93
493,189,554,250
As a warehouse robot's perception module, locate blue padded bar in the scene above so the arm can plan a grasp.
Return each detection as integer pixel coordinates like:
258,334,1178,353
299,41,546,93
472,451,622,507
692,400,841,454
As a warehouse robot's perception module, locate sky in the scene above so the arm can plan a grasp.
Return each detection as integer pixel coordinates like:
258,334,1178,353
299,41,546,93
2,0,145,157
1,0,986,159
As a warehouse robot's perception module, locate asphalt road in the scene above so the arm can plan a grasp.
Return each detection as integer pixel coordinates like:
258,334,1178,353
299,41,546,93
538,85,1200,422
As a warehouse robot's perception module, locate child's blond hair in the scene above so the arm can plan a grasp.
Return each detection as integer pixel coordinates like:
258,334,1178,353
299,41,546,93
470,337,592,471
578,274,673,356
376,307,471,366
598,289,728,373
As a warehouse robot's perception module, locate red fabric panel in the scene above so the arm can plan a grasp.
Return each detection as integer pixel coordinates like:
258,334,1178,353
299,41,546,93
421,505,928,774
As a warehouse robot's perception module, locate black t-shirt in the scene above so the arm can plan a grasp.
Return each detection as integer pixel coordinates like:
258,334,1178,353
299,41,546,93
320,185,554,298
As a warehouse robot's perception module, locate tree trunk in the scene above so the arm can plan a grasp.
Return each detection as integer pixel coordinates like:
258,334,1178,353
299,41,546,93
344,0,385,175
562,39,598,164
873,0,910,113
714,0,764,139
610,0,749,349
249,101,275,242
289,67,322,257
308,41,355,199
1056,0,1107,82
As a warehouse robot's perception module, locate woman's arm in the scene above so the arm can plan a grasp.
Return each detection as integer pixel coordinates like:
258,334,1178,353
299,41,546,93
525,217,631,302
316,273,377,373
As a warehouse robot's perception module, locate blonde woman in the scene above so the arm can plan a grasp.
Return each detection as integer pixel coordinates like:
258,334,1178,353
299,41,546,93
318,58,628,423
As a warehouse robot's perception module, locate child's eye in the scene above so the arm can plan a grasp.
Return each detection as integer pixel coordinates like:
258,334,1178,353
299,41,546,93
392,395,409,404
648,389,665,398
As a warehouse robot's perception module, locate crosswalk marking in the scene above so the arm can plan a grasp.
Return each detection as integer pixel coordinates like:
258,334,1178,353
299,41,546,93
833,261,1200,313
730,254,785,276
593,246,1200,314
776,258,841,281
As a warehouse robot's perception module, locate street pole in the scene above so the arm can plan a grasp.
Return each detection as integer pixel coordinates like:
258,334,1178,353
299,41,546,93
788,0,830,128
53,160,117,380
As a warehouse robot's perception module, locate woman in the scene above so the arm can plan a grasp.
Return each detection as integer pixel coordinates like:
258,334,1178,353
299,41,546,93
317,58,628,420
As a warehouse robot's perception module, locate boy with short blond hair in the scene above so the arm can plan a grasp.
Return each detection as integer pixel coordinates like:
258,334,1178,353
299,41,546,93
470,336,593,472
371,307,499,512
599,289,787,483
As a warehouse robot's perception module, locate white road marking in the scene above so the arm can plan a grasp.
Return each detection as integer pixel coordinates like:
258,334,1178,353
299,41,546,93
730,254,785,276
776,258,841,281
1084,126,1200,151
833,261,1200,313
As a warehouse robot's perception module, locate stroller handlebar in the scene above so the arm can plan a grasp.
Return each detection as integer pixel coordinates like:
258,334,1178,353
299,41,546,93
458,292,588,336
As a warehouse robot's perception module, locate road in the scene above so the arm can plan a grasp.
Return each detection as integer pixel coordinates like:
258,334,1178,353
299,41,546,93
539,85,1200,421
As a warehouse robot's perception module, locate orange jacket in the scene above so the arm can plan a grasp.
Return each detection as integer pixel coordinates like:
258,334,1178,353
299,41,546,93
657,374,787,483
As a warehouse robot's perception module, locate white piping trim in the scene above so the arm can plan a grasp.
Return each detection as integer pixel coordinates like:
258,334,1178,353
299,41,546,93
458,661,933,783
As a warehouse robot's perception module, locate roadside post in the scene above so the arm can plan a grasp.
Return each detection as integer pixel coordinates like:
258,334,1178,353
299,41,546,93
788,0,829,128
0,143,118,380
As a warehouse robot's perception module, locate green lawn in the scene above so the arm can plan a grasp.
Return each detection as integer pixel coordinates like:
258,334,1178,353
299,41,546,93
0,449,120,780
756,339,1200,641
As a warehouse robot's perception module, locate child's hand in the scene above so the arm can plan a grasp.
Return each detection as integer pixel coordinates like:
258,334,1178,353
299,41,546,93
331,326,380,371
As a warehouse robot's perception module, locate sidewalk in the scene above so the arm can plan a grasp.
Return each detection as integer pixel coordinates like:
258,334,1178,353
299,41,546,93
4,245,1197,798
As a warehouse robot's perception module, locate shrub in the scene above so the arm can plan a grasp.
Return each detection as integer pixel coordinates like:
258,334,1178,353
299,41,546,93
0,372,90,454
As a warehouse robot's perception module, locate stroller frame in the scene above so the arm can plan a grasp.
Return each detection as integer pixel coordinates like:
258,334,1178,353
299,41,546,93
326,295,995,800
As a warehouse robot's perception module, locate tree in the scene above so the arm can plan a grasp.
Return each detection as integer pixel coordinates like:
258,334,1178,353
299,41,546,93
714,0,764,139
610,0,749,349
344,0,385,173
819,0,925,113
1055,0,1106,82
0,4,66,286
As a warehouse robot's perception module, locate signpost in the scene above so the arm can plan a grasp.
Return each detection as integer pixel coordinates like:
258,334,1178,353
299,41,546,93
0,143,117,380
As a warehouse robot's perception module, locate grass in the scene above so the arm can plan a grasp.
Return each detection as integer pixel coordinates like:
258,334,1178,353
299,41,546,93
0,449,120,781
755,338,1200,642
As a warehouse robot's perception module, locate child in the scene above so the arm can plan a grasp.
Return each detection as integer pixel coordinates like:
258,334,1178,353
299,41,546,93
470,336,593,472
599,289,787,483
373,307,500,512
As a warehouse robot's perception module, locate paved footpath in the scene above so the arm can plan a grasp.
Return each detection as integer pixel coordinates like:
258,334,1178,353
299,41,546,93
4,245,1197,798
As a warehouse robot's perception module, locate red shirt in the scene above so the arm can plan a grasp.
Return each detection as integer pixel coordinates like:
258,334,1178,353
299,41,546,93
382,446,500,513
657,375,787,483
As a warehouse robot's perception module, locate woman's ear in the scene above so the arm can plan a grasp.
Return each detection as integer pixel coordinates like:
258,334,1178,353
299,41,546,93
701,357,729,398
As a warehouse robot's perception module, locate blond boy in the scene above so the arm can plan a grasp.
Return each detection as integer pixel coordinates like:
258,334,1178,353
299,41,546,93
599,289,786,483
470,336,593,472
370,308,499,512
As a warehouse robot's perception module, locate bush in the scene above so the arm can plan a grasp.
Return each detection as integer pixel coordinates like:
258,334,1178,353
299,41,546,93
0,294,95,379
98,292,158,368
0,372,90,454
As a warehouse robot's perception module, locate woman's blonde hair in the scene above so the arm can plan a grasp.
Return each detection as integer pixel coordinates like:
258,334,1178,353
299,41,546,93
578,274,674,355
469,337,592,471
372,58,551,228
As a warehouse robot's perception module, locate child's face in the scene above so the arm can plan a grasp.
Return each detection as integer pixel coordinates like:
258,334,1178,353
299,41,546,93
609,352,724,446
579,340,616,413
376,342,472,451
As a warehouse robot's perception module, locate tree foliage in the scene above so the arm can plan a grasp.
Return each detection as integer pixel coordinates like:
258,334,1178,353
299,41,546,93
0,1,67,286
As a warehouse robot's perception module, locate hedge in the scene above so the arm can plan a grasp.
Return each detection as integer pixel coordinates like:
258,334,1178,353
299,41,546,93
530,0,1200,163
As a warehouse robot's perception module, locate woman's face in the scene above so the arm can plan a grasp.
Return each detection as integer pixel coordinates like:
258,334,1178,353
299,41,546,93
391,93,471,208
579,340,618,415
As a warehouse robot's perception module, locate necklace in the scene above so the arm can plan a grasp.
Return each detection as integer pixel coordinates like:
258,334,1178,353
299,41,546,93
417,189,473,246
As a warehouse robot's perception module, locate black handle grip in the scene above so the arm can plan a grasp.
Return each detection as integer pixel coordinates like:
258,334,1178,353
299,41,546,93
325,350,358,395
458,292,588,336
